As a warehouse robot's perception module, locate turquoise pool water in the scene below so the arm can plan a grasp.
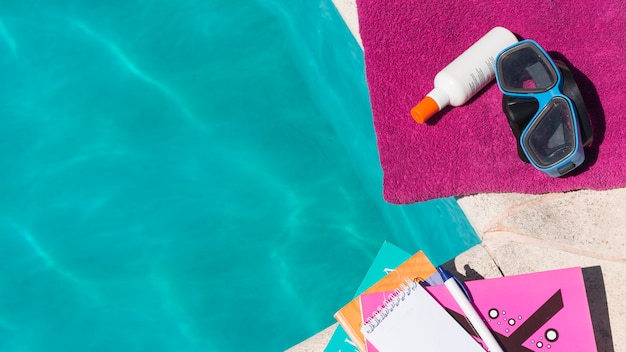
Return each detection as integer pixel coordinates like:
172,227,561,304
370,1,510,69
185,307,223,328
0,1,479,351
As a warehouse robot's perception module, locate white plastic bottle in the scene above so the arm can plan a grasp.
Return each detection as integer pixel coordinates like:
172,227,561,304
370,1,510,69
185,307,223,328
411,26,519,124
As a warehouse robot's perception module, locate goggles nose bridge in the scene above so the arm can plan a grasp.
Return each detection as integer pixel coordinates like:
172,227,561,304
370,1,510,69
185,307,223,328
532,89,564,108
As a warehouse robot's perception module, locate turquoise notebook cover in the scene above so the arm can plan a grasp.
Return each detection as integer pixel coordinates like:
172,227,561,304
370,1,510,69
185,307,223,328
324,241,411,351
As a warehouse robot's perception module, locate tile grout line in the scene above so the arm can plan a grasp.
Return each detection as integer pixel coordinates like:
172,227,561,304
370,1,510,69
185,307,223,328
482,230,626,264
480,241,506,276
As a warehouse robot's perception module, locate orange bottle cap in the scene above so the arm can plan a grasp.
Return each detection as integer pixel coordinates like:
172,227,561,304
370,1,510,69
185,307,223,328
411,96,440,124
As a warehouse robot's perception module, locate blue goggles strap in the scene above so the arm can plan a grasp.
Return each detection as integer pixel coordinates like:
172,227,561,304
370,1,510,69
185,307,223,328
502,60,592,163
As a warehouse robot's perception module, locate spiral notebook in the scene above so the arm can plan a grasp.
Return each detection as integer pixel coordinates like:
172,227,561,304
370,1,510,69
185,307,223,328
359,279,485,352
333,250,439,352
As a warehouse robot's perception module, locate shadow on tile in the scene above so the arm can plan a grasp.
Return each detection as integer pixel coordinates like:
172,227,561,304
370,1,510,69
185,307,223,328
441,261,486,281
583,266,615,352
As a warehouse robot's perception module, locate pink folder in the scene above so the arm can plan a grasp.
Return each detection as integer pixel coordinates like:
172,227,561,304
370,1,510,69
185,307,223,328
361,267,596,351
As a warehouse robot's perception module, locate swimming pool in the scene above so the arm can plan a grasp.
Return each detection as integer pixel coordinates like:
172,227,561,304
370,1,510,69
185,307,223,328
0,1,479,350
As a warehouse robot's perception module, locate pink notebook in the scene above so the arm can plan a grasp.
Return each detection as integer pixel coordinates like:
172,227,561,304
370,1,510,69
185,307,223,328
361,267,596,351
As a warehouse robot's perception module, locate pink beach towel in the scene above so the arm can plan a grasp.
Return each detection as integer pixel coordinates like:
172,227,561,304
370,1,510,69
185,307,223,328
357,0,626,204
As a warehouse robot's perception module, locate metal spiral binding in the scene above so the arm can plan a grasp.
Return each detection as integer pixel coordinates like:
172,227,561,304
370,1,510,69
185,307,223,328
362,279,420,334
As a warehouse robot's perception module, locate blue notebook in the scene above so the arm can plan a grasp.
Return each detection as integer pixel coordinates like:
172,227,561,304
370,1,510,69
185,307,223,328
324,242,411,351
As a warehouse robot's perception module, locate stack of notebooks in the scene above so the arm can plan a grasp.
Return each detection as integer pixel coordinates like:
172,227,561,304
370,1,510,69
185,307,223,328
326,242,598,352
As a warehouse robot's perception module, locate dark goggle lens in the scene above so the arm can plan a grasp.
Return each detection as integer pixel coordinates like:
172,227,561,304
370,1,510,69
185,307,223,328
498,42,558,93
523,97,576,168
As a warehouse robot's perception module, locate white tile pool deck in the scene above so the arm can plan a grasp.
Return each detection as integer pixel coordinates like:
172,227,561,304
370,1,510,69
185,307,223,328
288,1,626,350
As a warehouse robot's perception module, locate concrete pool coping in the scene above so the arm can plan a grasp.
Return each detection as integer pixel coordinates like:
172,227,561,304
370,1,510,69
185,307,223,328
288,1,626,350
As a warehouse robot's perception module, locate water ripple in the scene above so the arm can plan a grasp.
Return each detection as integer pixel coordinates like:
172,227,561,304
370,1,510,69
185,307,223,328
70,20,203,130
149,273,210,350
5,221,83,285
0,18,17,56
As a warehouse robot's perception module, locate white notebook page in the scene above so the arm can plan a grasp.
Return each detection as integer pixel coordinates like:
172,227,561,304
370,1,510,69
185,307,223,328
361,283,485,352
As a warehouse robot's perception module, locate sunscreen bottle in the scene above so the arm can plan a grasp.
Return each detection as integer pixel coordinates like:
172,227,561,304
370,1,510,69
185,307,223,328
411,26,519,124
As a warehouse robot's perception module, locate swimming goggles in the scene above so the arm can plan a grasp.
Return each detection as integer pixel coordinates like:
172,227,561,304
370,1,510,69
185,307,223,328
495,40,592,177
